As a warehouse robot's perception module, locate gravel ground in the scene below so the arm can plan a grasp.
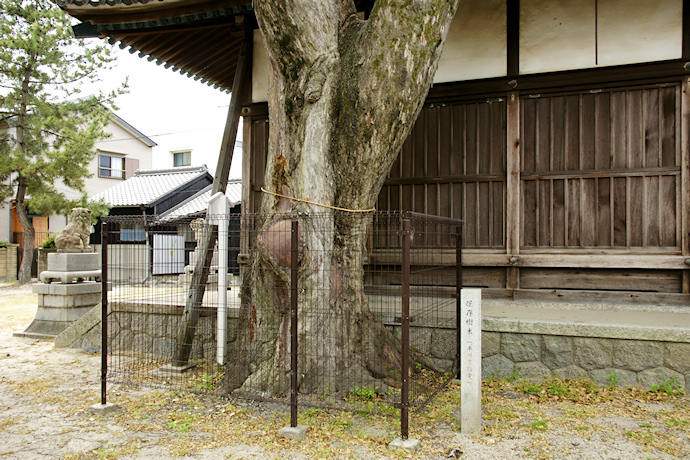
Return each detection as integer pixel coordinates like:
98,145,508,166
0,281,688,459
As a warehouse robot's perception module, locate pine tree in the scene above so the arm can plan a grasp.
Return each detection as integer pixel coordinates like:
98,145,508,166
0,0,121,283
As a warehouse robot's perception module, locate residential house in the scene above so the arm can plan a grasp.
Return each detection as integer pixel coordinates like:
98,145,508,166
0,112,155,246
91,165,213,280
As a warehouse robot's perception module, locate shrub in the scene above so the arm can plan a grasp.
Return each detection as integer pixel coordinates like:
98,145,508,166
0,241,7,249
41,236,56,249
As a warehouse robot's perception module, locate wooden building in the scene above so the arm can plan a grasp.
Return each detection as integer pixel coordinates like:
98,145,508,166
60,0,690,304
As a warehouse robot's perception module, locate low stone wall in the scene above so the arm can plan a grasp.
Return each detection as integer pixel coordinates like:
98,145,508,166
479,332,690,392
58,300,690,395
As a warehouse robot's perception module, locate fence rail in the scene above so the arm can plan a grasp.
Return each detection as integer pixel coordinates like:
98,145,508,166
101,211,462,440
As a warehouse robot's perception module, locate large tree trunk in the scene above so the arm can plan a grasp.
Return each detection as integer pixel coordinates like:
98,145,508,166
225,0,458,396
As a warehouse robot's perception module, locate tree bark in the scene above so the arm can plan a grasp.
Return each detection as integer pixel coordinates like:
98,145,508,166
225,0,458,396
15,181,33,285
15,62,34,285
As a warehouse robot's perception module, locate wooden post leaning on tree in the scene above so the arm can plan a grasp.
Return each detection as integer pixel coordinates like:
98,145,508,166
173,30,252,367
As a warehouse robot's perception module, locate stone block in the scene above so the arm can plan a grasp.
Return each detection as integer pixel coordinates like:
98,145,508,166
574,338,612,370
82,336,99,354
112,330,134,352
48,252,100,271
54,303,102,348
664,343,690,374
431,329,456,359
133,333,151,354
89,403,120,414
278,424,309,440
388,437,421,451
35,305,94,322
612,340,663,372
501,333,541,363
153,337,175,358
542,336,573,370
638,367,685,392
552,365,588,381
516,361,552,383
590,368,638,388
482,332,500,358
116,312,132,330
33,282,101,296
410,327,432,355
149,315,167,338
432,357,454,373
482,354,514,380
86,328,102,350
130,314,149,334
39,293,101,308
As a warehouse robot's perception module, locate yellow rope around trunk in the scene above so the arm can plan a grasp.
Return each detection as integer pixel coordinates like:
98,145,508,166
260,187,376,213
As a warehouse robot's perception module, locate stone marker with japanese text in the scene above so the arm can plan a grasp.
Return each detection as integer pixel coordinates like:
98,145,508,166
460,288,482,434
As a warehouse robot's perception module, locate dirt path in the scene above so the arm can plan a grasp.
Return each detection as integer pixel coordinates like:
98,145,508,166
0,282,688,459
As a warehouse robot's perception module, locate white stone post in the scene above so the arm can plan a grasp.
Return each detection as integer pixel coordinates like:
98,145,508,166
207,192,230,366
460,288,482,434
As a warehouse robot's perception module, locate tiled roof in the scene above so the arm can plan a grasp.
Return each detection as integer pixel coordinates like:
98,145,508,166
157,179,241,223
92,165,211,207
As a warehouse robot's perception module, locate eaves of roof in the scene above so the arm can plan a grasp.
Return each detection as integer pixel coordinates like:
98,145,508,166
92,165,212,208
156,178,241,223
112,112,157,147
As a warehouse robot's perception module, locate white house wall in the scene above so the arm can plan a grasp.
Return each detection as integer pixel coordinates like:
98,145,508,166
50,119,154,232
250,0,683,102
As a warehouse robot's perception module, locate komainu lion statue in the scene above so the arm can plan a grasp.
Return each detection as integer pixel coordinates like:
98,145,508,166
54,207,93,250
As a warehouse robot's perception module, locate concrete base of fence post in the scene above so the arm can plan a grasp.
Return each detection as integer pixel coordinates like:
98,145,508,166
89,402,120,414
158,363,196,374
388,437,421,451
278,424,309,439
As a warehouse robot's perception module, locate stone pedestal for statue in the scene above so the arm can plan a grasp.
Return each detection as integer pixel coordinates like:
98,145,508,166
16,251,101,339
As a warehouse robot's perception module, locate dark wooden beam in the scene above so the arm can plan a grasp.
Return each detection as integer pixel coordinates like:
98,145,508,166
684,0,690,59
507,0,519,77
173,29,252,366
427,60,690,103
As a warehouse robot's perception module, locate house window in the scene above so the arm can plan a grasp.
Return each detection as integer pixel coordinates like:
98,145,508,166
119,222,146,242
99,155,124,178
173,151,191,167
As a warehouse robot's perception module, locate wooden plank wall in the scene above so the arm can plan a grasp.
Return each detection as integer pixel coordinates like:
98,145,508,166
520,86,681,250
244,79,689,300
379,101,507,249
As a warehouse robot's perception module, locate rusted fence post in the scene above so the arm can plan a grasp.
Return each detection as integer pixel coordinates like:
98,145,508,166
455,224,463,378
400,218,411,440
101,221,108,405
290,219,299,428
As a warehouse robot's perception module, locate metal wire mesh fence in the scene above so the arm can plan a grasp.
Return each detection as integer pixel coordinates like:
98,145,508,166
101,211,461,433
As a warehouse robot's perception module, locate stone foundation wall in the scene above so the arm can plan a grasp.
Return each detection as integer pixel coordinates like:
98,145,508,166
387,323,690,394
63,302,690,395
107,305,225,362
479,332,690,393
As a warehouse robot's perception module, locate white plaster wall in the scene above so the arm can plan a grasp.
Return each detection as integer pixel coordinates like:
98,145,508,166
521,0,597,74
252,30,270,104
0,203,10,242
520,0,682,74
434,0,507,83
598,0,682,66
83,120,154,198
249,0,682,97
